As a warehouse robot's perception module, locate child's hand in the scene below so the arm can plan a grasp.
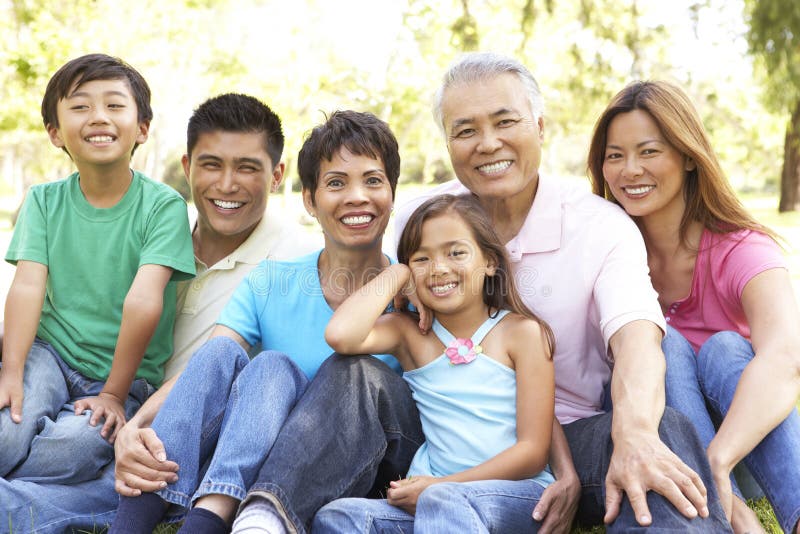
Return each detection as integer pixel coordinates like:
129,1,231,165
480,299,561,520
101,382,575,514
393,279,432,334
0,369,24,423
74,392,126,443
387,475,438,515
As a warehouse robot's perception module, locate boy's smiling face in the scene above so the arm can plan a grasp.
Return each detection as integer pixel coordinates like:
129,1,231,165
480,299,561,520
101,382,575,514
47,78,149,170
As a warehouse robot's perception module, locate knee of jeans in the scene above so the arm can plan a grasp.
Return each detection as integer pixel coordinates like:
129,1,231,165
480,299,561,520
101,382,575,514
188,337,248,373
657,407,703,453
318,353,391,387
312,499,365,530
245,351,307,389
417,481,464,510
662,327,696,363
697,331,752,371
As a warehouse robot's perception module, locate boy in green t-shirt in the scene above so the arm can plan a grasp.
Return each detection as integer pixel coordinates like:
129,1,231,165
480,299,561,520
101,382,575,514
0,54,196,485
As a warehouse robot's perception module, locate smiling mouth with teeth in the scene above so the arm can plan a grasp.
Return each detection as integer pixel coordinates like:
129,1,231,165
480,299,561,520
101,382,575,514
342,215,373,226
86,135,114,143
430,282,458,294
477,160,512,174
212,199,243,209
624,185,655,195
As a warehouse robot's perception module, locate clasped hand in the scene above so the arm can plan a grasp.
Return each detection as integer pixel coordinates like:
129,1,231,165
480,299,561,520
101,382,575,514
114,423,179,496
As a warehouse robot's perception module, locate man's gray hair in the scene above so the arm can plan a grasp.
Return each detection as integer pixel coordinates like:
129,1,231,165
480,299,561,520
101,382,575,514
433,51,545,133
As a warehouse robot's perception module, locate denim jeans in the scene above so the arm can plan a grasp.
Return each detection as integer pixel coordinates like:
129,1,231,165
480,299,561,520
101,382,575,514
240,354,425,534
0,462,119,534
563,407,732,532
313,478,549,533
0,340,152,484
663,326,800,533
151,336,309,520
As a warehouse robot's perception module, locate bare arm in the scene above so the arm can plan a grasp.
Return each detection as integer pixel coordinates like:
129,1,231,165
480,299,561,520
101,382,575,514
604,319,708,526
531,420,581,533
0,261,48,422
325,263,413,367
74,264,173,442
706,268,800,513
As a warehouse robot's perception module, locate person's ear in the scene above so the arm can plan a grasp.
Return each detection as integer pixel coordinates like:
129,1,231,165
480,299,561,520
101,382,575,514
181,154,191,183
271,162,286,193
537,116,545,142
136,121,150,145
47,124,65,148
685,157,696,171
302,188,316,217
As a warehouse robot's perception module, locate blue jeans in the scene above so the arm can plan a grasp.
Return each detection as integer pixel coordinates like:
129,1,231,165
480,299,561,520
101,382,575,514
563,407,732,532
0,462,118,533
0,340,152,484
152,336,309,520
313,478,549,533
663,326,800,533
240,354,425,534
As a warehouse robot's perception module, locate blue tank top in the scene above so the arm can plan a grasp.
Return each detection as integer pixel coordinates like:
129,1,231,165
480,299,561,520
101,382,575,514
404,310,554,487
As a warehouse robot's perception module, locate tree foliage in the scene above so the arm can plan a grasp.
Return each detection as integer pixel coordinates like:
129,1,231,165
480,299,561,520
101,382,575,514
746,0,800,210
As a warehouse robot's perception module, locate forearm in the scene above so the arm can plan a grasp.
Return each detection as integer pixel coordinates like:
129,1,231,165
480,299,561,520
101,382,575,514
548,419,578,481
325,264,409,352
103,291,164,400
609,320,665,440
708,351,800,472
2,268,47,373
441,441,548,484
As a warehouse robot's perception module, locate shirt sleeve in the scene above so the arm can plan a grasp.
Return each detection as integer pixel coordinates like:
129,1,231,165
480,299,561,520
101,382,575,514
217,262,270,347
5,187,49,266
716,230,787,301
591,210,666,350
140,194,196,281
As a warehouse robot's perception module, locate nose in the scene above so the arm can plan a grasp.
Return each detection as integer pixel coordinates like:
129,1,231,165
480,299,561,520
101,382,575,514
88,106,110,125
344,182,368,204
216,168,239,194
621,156,643,180
431,255,450,274
476,129,502,153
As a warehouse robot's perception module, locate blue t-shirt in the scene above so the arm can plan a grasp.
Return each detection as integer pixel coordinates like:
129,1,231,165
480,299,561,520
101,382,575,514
217,250,400,379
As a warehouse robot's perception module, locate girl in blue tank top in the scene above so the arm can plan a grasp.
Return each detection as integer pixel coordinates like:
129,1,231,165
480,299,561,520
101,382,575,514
317,194,557,533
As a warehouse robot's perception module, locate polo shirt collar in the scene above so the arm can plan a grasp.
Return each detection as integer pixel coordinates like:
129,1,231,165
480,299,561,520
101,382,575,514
507,174,562,260
197,211,284,271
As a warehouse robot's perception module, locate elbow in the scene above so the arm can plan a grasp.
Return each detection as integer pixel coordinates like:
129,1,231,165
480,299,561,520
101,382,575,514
324,325,353,354
518,441,549,478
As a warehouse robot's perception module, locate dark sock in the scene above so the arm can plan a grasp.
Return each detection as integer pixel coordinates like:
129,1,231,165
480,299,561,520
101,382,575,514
177,507,229,534
110,492,169,534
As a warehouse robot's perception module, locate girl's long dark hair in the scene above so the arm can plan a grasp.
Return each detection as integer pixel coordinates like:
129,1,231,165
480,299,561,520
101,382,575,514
398,194,555,357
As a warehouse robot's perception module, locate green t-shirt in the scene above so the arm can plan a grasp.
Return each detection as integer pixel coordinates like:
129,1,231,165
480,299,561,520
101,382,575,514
5,171,196,386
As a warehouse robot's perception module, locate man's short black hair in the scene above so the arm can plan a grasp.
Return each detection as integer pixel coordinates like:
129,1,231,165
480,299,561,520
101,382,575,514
187,93,284,167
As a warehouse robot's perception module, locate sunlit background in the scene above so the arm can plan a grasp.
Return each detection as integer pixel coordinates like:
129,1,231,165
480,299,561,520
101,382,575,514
1,0,798,316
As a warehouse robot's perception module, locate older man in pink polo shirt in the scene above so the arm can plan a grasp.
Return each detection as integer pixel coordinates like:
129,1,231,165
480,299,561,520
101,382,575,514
394,52,732,532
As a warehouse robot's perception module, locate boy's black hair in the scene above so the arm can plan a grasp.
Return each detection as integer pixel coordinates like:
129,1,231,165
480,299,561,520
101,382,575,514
297,110,400,201
41,53,153,130
186,93,284,167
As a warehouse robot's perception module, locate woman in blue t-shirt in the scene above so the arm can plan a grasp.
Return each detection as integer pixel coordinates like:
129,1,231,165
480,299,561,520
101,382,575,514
111,110,421,534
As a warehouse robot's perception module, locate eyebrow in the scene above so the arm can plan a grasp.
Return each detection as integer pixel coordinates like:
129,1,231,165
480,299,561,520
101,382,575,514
450,107,519,129
66,90,131,100
605,138,663,150
415,239,469,252
323,168,386,177
194,154,265,167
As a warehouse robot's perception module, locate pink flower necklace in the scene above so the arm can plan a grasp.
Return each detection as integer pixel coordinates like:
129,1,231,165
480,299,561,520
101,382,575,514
445,337,482,365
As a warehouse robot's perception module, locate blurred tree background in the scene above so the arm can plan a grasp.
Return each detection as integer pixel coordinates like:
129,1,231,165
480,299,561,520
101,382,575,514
0,0,797,211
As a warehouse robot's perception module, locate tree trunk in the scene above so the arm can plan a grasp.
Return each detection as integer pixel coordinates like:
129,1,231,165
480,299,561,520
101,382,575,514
779,98,800,212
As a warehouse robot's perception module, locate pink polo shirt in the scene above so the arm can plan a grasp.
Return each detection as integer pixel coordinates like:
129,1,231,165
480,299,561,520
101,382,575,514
666,228,786,353
395,176,665,423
